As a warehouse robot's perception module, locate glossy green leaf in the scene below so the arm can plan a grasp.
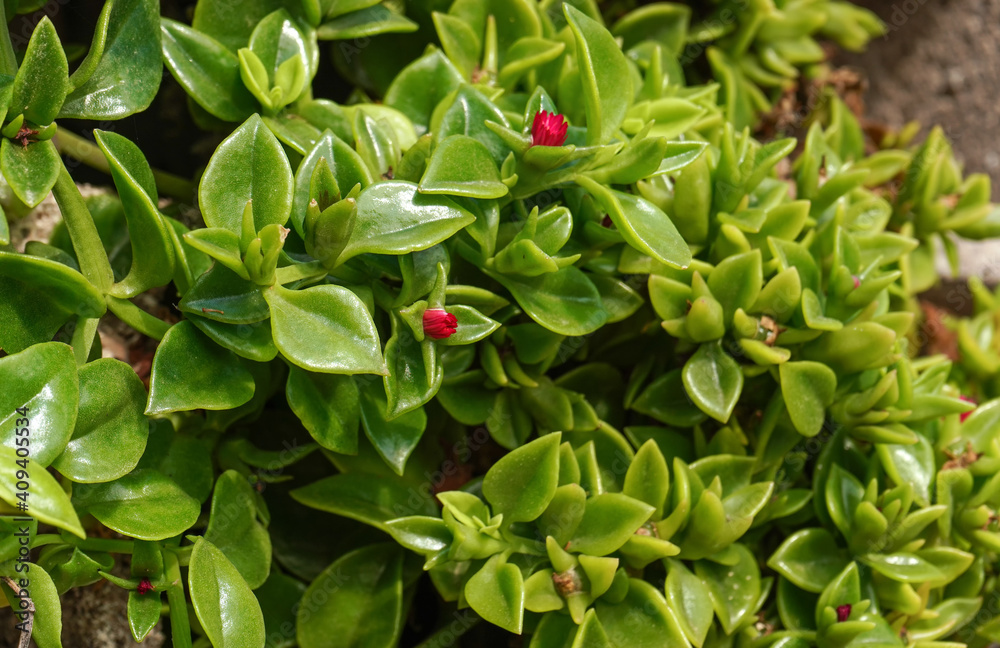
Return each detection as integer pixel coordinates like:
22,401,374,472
189,537,267,648
205,470,272,589
266,283,385,374
487,266,607,336
296,544,406,647
483,432,561,523
316,4,417,39
682,341,744,423
384,50,463,134
665,559,713,647
695,543,761,634
564,5,632,145
11,17,69,125
146,321,255,414
160,18,258,121
861,553,944,583
767,528,848,593
0,446,84,539
286,365,360,453
291,472,435,531
383,314,441,418
200,114,293,232
179,264,270,325
61,0,161,119
1,139,60,208
73,468,200,540
826,464,864,537
780,361,837,437
595,579,689,647
51,359,147,483
94,130,175,297
0,342,78,467
420,135,509,199
465,554,525,634
341,181,476,261
359,379,427,475
0,561,63,648
568,493,655,556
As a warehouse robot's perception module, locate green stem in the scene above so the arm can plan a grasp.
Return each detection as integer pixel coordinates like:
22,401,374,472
70,317,100,365
164,551,194,648
413,611,481,648
32,534,134,554
52,164,114,293
106,296,171,340
53,128,196,201
0,2,17,77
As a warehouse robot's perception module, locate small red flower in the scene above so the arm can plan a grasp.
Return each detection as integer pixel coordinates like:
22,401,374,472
960,395,977,423
137,578,154,595
852,276,861,289
531,110,568,147
423,309,458,339
836,604,851,622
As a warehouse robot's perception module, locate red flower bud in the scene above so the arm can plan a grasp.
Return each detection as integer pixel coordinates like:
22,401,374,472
137,578,154,595
852,276,861,289
531,110,568,147
423,309,458,339
960,395,976,423
836,604,851,622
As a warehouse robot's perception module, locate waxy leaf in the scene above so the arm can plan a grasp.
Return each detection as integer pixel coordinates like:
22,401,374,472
52,359,148,483
665,560,713,647
359,380,426,475
160,18,258,122
595,579,689,647
780,361,836,437
0,562,63,647
341,181,476,261
200,114,293,232
73,469,200,540
487,266,607,336
61,0,162,119
286,366,360,453
11,17,69,125
384,50,463,134
483,432,561,522
695,543,761,634
146,321,255,414
0,342,78,467
568,493,655,555
297,544,406,648
0,446,85,538
420,135,509,199
768,528,848,593
682,341,744,423
465,554,525,634
265,283,385,374
205,470,272,589
189,537,267,648
564,5,632,145
291,472,436,531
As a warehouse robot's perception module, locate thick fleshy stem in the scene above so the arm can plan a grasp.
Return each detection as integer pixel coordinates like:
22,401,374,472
52,164,114,293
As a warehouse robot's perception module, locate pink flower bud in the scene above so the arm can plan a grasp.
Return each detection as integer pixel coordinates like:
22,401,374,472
836,604,851,622
137,578,154,595
423,309,458,339
531,110,568,147
960,395,976,423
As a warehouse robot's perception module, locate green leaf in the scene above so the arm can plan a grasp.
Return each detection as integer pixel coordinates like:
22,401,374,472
383,314,441,418
94,130,175,297
340,181,476,261
568,493,655,556
189,537,267,648
316,4,418,39
577,175,691,270
767,528,848,593
780,361,837,437
297,543,406,648
0,562,63,648
0,342,78,467
384,50,463,135
483,432,562,522
825,464,864,537
61,0,162,119
265,283,385,374
291,472,435,531
286,366,360,453
200,114,293,233
419,135,509,199
632,369,707,427
160,18,258,122
290,130,373,236
1,139,61,207
51,359,148,483
179,264,270,324
860,553,944,583
73,469,200,540
0,446,84,539
127,589,161,643
595,579,689,647
11,17,69,125
486,266,607,336
205,470,272,589
564,5,632,145
623,440,670,517
465,554,525,634
665,560,713,647
359,379,426,475
695,543,761,634
146,321,255,414
187,314,278,363
439,305,501,346
708,250,762,322
876,434,934,505
682,341,744,423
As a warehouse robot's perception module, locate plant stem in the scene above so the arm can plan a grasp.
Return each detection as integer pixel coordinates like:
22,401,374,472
70,317,100,365
106,296,172,340
52,165,114,293
32,534,134,554
53,128,196,201
413,611,481,648
164,551,194,648
0,2,17,78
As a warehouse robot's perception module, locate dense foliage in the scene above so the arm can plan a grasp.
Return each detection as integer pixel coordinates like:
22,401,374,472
1,0,1000,647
